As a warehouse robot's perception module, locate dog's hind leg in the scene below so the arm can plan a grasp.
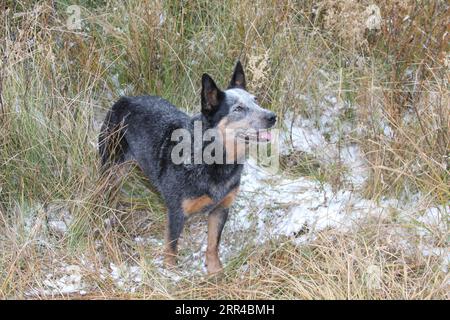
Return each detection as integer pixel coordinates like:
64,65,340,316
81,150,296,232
164,209,185,268
206,207,229,274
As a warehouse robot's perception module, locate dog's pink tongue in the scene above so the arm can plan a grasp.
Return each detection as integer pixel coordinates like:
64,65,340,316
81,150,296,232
259,131,272,141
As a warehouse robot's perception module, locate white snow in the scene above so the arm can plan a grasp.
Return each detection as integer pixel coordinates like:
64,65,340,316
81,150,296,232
26,264,87,297
108,262,143,292
417,206,449,235
230,159,392,245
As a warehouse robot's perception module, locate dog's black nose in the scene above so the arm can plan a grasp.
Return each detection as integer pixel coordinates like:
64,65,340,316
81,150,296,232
266,112,277,125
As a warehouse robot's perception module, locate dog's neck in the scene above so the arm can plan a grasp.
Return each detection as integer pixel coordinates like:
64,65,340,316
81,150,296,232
178,114,243,181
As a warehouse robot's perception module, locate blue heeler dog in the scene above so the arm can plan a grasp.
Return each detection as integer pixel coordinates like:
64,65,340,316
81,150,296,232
99,61,276,274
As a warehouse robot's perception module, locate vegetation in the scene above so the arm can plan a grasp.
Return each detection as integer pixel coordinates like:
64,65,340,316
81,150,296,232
0,0,448,299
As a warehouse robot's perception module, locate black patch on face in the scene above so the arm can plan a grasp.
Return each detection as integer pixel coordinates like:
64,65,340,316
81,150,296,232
208,101,232,127
201,73,225,119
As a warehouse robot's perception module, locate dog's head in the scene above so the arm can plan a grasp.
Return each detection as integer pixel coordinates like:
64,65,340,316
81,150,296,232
200,61,276,144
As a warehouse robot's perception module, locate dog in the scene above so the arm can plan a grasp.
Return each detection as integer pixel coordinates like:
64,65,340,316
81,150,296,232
99,61,276,274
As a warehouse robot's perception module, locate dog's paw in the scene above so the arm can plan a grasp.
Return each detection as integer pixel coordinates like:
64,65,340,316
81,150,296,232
206,261,223,275
164,253,177,269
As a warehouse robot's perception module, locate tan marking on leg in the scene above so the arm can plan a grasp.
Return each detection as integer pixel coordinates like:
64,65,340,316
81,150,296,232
164,220,177,267
206,211,223,274
219,187,239,208
182,195,214,215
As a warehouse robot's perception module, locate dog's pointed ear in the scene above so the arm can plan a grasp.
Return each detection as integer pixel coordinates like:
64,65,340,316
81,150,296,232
228,60,246,90
201,73,224,116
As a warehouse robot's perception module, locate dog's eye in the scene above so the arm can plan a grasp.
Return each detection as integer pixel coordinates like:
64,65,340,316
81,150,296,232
234,105,245,112
254,96,258,102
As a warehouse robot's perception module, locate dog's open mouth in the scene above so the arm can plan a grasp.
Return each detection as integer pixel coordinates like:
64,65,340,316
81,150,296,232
237,130,272,143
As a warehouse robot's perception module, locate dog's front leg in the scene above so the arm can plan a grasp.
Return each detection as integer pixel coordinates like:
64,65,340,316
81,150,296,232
206,207,229,274
164,209,185,268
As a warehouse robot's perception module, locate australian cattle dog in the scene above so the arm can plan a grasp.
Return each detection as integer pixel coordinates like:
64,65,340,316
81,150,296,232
99,61,276,274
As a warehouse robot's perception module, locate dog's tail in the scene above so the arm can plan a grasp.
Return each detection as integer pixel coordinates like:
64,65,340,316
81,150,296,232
98,97,129,171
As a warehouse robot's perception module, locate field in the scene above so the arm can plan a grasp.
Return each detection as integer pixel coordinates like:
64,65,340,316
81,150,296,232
0,0,448,299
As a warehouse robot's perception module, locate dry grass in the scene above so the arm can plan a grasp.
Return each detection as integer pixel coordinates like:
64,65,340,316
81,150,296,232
0,0,448,299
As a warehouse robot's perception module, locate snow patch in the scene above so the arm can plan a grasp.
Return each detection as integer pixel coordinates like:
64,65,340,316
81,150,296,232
231,159,392,244
26,264,87,297
108,262,143,292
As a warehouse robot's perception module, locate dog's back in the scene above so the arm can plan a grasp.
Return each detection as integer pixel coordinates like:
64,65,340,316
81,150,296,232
99,95,190,183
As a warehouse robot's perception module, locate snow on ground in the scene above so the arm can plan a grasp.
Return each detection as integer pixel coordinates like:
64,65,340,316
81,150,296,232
26,263,87,297
235,159,391,243
279,104,369,189
229,160,448,272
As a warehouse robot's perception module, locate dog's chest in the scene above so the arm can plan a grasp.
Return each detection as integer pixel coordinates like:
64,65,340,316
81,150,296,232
182,181,240,215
